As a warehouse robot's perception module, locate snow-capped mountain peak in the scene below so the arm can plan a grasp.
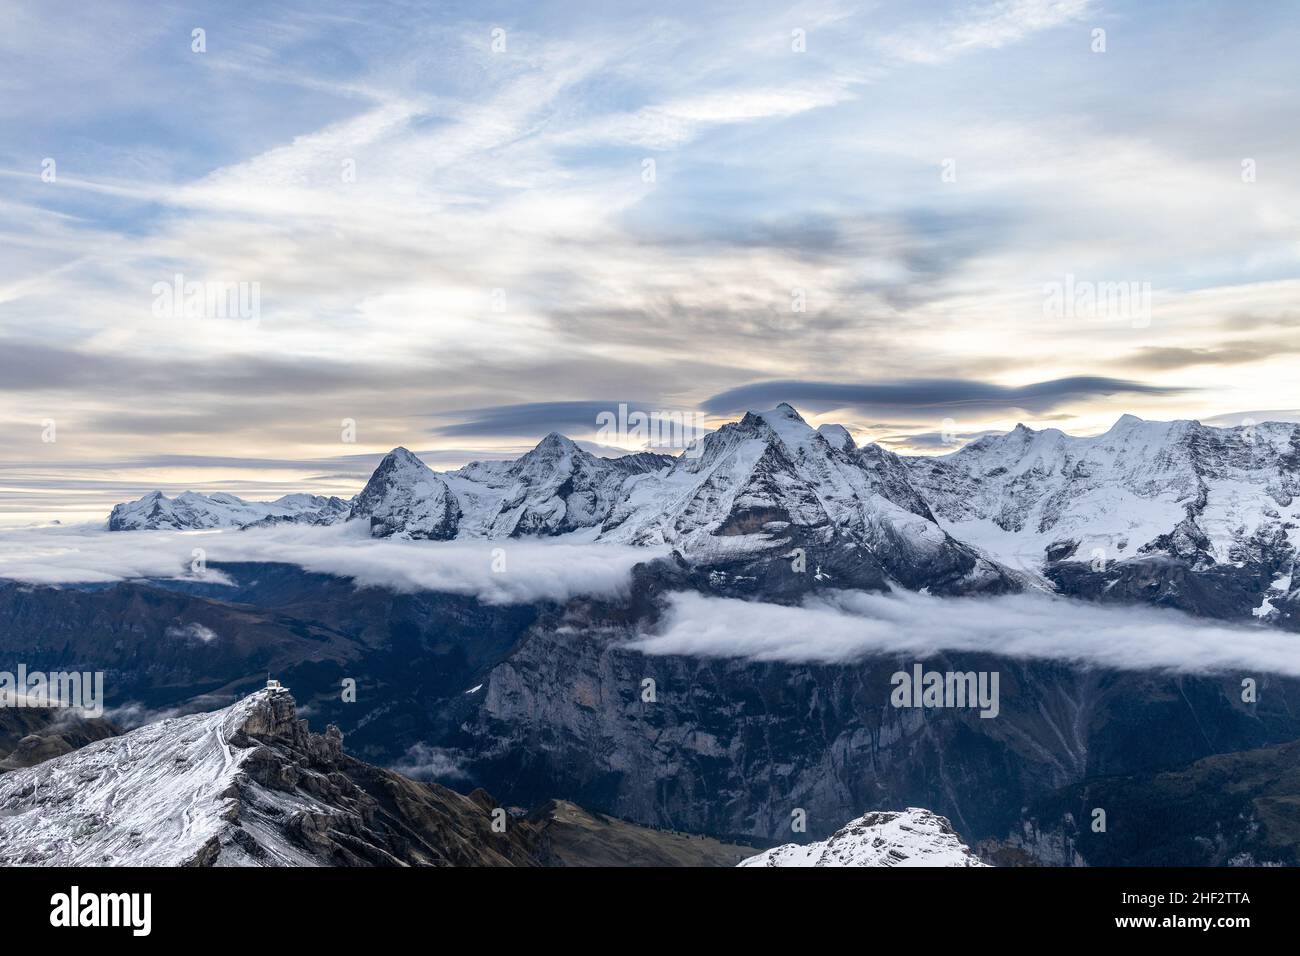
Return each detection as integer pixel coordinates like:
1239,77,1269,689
349,446,461,539
738,808,987,867
817,423,856,452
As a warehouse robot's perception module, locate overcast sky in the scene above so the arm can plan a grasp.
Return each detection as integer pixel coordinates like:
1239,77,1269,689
3,0,1298,521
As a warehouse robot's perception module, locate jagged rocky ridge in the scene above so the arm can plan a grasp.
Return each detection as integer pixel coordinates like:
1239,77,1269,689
738,808,987,867
0,687,777,867
0,688,539,866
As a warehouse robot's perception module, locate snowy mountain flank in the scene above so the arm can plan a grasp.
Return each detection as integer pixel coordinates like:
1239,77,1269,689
738,808,988,867
0,688,538,866
105,406,1300,623
907,415,1300,624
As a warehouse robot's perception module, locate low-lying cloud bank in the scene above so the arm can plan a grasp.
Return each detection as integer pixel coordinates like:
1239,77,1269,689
633,589,1300,677
0,523,661,606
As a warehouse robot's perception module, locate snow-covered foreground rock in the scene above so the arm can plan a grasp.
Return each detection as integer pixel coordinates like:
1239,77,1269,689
0,691,262,865
738,808,988,867
0,688,537,866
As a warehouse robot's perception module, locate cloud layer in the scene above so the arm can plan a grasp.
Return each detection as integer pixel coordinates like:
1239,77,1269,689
0,523,662,606
634,589,1300,677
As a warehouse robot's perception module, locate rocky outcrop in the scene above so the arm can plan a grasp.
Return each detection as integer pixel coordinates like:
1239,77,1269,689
217,690,539,866
0,689,540,866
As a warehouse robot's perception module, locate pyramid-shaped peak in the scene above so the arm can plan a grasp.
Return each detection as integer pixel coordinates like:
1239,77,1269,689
375,447,432,473
528,432,582,456
538,431,578,447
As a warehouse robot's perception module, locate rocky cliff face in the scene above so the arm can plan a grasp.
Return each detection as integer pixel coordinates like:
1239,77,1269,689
983,737,1300,867
0,689,540,866
460,585,1300,846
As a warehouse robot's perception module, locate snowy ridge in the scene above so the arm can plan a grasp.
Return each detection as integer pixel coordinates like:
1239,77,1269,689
108,490,348,531
0,688,544,867
905,416,1300,583
0,692,266,865
738,807,988,867
597,403,1011,593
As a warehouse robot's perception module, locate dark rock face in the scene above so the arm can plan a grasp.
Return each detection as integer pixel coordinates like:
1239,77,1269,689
206,690,541,866
988,738,1300,867
1048,555,1291,626
460,593,1300,847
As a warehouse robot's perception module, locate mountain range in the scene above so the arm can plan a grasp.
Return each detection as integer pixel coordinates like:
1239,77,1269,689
11,403,1300,865
106,404,1300,627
